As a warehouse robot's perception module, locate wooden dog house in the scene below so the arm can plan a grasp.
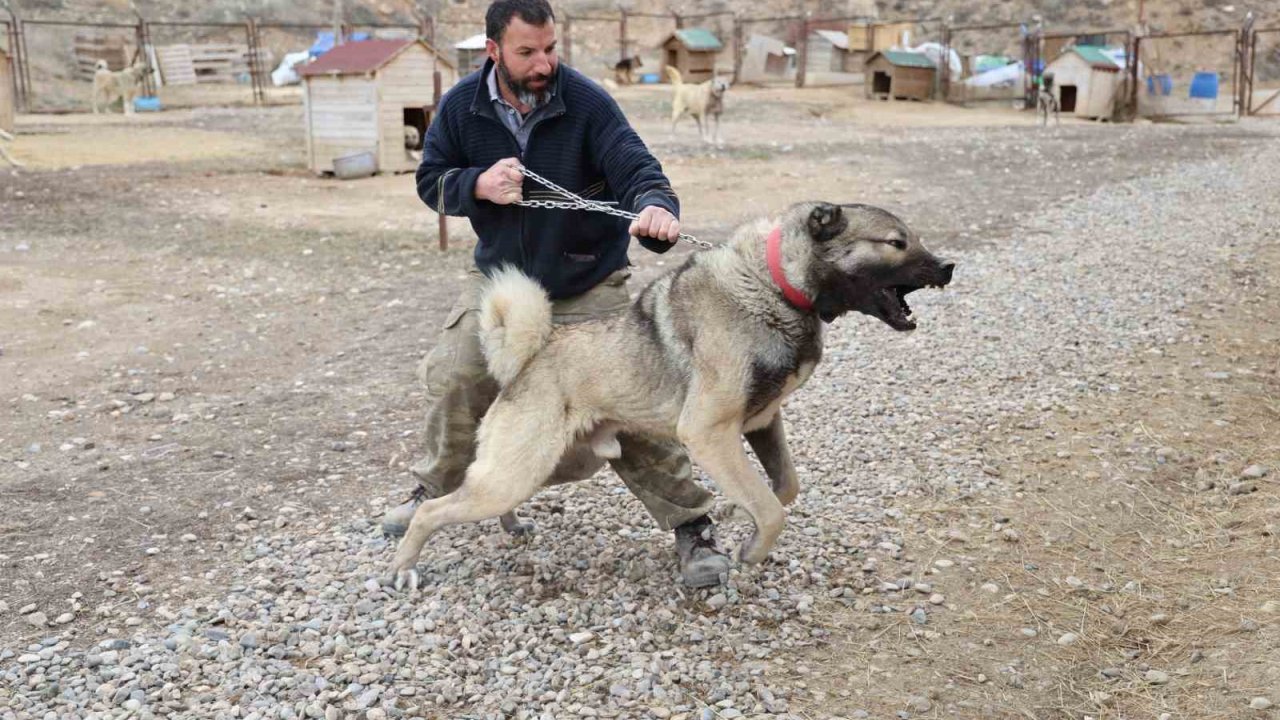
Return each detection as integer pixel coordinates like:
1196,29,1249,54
298,38,457,175
660,28,723,84
865,50,936,101
1043,46,1122,119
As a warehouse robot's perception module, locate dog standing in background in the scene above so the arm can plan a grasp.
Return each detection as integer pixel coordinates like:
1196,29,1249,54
1037,72,1061,127
666,66,729,144
612,55,643,85
92,59,152,115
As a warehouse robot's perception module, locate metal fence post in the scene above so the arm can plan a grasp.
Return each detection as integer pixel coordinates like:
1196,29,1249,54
562,14,571,66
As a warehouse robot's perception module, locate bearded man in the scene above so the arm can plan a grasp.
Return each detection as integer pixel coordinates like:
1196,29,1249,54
384,0,733,588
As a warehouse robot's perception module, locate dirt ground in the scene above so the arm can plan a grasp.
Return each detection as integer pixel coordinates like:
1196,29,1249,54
2,84,1278,718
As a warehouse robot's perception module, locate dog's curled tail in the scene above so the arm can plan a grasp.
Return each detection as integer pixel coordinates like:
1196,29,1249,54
665,66,683,86
479,266,554,387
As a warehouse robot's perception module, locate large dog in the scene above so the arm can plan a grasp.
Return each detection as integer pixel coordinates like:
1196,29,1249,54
92,59,151,115
389,202,955,588
1037,72,1061,127
666,66,729,144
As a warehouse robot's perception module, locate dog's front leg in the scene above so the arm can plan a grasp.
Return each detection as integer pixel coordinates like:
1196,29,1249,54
679,400,784,565
745,412,799,506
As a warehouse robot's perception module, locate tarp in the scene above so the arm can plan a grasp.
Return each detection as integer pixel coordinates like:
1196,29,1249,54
271,51,312,86
964,60,1024,88
899,41,961,77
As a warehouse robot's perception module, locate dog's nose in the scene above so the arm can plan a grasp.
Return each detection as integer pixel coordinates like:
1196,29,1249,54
938,260,956,285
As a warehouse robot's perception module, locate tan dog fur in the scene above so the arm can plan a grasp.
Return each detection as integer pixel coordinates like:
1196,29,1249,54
388,202,955,589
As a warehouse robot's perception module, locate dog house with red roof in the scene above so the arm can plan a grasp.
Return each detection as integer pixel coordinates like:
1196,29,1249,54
298,38,457,175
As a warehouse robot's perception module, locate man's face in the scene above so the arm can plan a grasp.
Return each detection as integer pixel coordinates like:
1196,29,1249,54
487,16,558,106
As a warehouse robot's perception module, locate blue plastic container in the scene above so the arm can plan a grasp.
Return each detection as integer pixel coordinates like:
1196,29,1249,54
1146,74,1172,96
1188,72,1219,99
639,73,659,84
133,96,162,112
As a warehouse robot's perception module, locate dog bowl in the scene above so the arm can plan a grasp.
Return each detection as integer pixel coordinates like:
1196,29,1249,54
133,96,162,112
332,150,377,180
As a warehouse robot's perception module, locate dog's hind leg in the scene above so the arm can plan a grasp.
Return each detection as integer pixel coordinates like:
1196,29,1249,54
388,398,581,589
745,412,799,506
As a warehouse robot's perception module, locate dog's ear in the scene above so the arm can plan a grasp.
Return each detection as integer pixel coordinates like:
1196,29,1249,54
807,203,848,242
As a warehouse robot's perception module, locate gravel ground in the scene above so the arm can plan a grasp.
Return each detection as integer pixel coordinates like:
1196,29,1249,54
3,128,1279,720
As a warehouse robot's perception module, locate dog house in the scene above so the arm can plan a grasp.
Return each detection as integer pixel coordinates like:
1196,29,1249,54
739,34,795,83
1,47,14,133
298,38,457,175
454,33,488,73
660,28,723,84
807,29,852,73
1043,46,1122,119
865,50,936,101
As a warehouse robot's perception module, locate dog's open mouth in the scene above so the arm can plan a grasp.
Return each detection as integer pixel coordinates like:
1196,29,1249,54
874,285,921,331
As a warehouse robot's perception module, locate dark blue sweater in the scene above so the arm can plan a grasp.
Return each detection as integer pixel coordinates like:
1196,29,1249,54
416,59,679,299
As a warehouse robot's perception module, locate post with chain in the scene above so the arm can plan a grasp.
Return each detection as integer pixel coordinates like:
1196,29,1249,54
795,14,809,88
563,14,572,66
433,70,447,251
619,9,628,65
732,13,743,84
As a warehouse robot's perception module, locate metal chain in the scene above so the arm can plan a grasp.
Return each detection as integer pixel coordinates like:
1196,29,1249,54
513,165,715,250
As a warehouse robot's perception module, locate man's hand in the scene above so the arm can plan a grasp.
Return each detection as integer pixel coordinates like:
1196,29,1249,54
475,157,524,205
629,205,680,243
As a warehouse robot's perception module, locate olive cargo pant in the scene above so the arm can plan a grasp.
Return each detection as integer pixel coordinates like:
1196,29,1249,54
410,269,715,531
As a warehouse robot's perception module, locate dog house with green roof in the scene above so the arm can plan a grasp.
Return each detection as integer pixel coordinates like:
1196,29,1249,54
660,28,724,84
865,50,936,101
1043,46,1122,119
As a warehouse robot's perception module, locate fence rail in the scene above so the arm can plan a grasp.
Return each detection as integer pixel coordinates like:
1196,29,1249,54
2,9,1275,120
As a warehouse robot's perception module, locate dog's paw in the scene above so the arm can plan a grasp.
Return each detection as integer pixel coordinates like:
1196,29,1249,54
389,567,421,592
500,512,537,537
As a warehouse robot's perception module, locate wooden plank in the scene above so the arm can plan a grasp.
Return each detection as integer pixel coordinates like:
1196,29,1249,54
156,44,198,86
0,52,13,134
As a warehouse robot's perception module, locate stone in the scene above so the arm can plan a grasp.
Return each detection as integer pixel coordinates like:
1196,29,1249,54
569,631,596,645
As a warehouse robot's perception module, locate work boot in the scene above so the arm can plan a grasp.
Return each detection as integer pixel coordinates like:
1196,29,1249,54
381,485,428,538
674,515,731,588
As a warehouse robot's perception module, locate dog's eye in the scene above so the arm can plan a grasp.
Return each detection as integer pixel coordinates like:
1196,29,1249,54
887,238,907,250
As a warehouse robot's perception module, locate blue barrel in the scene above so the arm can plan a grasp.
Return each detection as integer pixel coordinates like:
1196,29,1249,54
1188,72,1219,99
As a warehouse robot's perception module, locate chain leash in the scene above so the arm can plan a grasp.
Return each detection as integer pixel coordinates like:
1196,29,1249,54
513,165,715,250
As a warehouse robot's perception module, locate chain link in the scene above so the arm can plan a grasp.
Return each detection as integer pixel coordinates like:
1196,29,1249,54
513,165,715,250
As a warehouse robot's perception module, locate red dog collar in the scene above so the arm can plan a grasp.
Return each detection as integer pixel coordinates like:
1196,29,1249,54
766,226,815,312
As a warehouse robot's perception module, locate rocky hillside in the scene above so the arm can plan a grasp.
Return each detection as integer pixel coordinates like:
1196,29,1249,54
9,0,1262,35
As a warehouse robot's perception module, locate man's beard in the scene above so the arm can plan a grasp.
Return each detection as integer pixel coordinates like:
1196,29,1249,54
497,55,551,109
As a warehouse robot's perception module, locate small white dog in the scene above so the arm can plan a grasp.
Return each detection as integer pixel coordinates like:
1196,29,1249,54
92,59,151,115
666,66,729,144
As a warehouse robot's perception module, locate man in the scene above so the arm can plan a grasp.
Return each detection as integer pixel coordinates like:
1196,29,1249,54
383,0,732,587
